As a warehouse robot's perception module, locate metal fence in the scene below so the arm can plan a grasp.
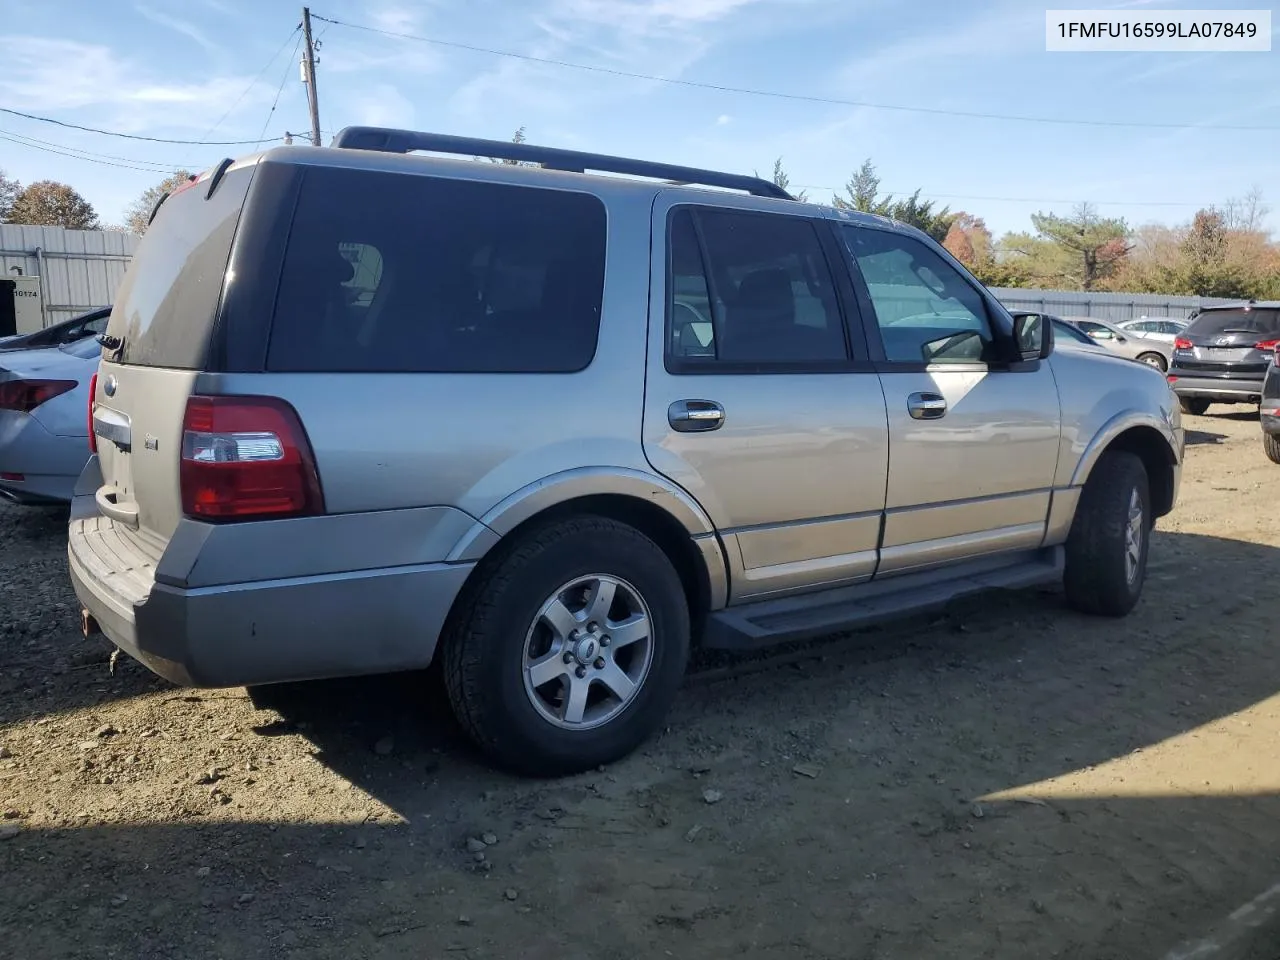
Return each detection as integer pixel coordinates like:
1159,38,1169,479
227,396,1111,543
0,224,139,327
988,287,1235,322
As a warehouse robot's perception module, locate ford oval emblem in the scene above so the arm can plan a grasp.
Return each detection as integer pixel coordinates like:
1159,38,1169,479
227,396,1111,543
103,375,118,398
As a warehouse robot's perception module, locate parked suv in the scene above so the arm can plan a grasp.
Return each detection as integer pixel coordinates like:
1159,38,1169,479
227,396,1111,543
69,130,1184,775
1167,301,1280,415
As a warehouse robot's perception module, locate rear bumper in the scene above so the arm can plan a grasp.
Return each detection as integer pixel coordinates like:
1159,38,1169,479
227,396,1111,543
68,514,476,688
1168,374,1263,403
0,411,88,504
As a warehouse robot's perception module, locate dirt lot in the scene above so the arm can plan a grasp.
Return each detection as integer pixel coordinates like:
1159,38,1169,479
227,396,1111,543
2,410,1279,960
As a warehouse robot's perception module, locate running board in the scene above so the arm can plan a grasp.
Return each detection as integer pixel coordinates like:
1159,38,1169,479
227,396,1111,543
702,547,1064,651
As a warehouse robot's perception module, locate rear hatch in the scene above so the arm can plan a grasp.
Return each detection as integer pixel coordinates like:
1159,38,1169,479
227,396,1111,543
1171,307,1280,379
91,164,256,546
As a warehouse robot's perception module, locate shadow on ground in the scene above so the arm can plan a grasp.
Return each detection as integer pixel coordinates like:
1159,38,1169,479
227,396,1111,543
1184,428,1228,446
3,530,1280,960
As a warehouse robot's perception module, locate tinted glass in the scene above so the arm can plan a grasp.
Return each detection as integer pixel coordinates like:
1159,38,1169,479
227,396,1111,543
1188,308,1280,338
1052,319,1095,345
267,167,606,373
667,207,846,364
105,168,253,368
844,226,994,364
667,211,716,360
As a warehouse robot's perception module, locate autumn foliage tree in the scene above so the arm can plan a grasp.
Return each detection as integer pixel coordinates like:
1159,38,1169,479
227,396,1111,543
1026,204,1131,290
5,180,98,229
1106,195,1280,300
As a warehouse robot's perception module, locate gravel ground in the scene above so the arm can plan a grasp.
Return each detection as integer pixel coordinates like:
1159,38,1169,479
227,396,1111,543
2,409,1279,960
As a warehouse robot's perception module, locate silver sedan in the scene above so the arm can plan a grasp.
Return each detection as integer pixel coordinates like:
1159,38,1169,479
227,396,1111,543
1060,316,1173,372
0,337,98,504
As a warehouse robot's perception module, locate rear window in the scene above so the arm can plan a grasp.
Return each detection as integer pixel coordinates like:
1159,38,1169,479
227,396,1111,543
104,167,254,368
1188,308,1280,337
265,167,607,373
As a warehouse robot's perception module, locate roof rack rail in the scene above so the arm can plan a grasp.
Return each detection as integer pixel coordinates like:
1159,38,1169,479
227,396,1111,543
329,126,793,200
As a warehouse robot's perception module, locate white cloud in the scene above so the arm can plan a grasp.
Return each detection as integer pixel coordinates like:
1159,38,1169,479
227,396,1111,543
353,84,417,129
0,36,280,134
716,114,732,125
448,0,813,118
134,5,222,56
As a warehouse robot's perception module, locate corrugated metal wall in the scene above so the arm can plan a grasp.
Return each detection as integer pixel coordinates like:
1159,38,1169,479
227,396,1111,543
0,225,139,327
988,287,1235,322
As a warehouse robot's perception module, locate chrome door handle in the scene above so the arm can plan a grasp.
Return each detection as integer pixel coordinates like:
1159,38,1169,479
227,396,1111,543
907,392,947,420
669,399,725,432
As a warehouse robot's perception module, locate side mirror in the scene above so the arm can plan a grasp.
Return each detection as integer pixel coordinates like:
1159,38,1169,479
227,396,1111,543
1013,313,1053,360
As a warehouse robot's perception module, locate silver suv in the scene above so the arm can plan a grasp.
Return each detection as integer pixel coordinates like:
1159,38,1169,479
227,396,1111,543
69,129,1184,775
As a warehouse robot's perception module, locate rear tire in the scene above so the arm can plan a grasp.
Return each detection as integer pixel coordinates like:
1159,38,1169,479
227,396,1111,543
441,516,690,777
1064,451,1151,618
1137,352,1167,372
1180,397,1210,416
1264,432,1280,465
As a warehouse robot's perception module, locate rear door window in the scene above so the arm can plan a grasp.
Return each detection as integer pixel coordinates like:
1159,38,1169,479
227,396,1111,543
266,167,607,373
104,167,254,368
666,206,848,366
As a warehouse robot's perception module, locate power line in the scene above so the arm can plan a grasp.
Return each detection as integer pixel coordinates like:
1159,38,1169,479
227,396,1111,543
186,24,302,156
0,127,182,172
257,31,306,147
310,13,1280,133
0,107,286,145
0,130,172,173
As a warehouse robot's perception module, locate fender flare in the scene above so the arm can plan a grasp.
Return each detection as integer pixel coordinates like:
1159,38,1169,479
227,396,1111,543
445,466,729,607
1069,409,1179,489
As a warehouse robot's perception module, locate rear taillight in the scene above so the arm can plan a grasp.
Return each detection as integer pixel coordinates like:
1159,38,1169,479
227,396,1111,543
87,372,98,454
1167,375,1179,383
179,395,324,521
0,379,78,413
1173,337,1192,350
1255,339,1280,351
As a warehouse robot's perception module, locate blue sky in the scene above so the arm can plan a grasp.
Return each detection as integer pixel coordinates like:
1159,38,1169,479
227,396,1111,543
0,0,1276,236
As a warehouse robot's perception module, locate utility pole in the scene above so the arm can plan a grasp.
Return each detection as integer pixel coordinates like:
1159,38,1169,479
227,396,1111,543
301,8,322,147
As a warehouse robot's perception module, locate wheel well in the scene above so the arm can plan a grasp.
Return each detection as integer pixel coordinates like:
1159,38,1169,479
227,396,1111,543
470,494,714,630
1103,426,1177,517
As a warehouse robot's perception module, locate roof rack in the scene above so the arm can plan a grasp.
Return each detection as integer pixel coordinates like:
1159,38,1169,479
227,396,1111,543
329,126,793,200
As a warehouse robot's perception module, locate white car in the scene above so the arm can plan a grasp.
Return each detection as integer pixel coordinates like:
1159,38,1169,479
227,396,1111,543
1117,316,1187,344
0,337,98,504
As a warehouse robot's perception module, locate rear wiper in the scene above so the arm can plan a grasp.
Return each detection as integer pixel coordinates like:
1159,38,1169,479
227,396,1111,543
97,334,122,350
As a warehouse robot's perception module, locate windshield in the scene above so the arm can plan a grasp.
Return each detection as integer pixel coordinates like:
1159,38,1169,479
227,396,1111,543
1188,308,1280,337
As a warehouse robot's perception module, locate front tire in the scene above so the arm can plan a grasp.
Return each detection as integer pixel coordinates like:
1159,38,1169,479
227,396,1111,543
1180,397,1210,416
1264,432,1280,465
442,516,690,776
1137,352,1167,372
1064,451,1151,618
